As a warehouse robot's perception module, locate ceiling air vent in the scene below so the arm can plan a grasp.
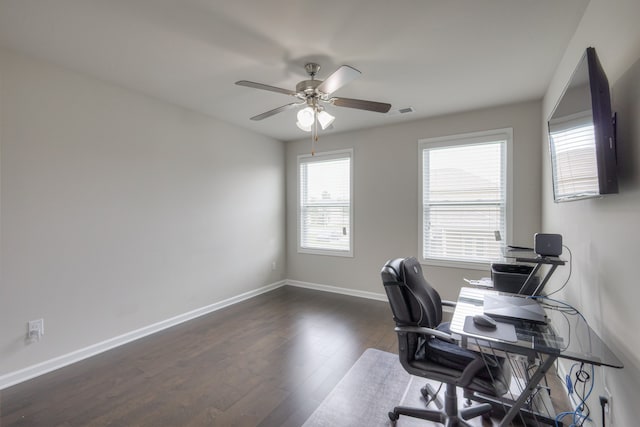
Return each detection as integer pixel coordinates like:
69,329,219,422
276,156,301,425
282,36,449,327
388,106,415,116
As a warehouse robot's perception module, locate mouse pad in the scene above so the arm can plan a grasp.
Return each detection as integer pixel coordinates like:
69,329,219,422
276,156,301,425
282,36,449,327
463,316,518,343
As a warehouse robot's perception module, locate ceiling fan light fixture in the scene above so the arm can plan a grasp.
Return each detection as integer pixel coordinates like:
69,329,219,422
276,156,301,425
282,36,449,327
317,110,335,130
296,120,312,132
297,107,315,127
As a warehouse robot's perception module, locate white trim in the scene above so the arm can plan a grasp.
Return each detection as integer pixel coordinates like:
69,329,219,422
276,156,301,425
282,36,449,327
418,128,512,148
0,280,286,390
505,129,513,250
421,258,491,271
286,279,388,302
297,247,353,258
0,279,390,390
548,110,592,129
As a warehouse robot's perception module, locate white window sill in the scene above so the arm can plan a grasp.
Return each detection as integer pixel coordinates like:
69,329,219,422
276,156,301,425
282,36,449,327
298,247,354,258
420,257,490,271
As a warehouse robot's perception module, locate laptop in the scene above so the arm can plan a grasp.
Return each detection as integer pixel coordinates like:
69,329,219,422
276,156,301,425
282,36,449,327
483,294,547,325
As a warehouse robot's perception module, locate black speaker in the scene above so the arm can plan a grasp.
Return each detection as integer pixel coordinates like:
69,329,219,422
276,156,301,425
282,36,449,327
534,233,562,256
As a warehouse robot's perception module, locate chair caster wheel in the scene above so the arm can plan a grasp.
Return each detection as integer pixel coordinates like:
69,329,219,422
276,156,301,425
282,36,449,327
388,411,399,421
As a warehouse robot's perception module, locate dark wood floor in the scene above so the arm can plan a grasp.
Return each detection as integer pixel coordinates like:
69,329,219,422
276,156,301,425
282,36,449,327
1,286,570,426
0,286,399,427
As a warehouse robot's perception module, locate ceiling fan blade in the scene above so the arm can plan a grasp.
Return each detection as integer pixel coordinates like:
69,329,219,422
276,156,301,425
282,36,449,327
316,65,361,95
250,102,301,121
236,80,298,97
332,97,392,113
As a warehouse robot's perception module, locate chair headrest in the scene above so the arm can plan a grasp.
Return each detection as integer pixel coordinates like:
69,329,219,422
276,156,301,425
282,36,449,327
380,257,442,327
381,257,404,285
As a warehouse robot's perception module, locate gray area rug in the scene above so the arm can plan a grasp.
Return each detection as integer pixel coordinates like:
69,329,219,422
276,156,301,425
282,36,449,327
302,348,558,426
301,348,430,427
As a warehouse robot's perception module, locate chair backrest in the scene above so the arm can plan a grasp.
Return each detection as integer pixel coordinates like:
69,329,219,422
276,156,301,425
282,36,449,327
381,257,443,328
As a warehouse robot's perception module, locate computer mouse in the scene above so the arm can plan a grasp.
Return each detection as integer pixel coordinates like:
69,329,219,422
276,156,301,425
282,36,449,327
473,314,497,329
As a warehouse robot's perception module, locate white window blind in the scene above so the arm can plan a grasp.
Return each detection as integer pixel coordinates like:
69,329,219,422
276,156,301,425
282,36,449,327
298,150,353,256
549,120,598,200
420,131,509,266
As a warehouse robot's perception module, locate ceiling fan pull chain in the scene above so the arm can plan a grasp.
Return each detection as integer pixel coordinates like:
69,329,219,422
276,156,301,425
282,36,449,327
311,110,315,155
312,108,319,155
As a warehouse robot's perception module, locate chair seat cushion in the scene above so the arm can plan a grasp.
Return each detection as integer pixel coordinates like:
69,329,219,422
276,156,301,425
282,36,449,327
415,322,503,381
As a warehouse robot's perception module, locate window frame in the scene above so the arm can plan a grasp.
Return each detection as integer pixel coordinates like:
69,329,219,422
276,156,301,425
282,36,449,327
418,128,513,270
297,148,354,257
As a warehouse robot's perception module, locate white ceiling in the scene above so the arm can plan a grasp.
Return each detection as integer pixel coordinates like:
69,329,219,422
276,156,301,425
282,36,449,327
0,0,589,141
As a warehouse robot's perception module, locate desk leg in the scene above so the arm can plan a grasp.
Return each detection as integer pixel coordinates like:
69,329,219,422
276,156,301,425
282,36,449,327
531,264,559,296
499,355,558,427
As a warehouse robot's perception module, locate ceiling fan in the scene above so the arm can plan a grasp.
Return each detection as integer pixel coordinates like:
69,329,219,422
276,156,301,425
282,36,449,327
235,63,391,141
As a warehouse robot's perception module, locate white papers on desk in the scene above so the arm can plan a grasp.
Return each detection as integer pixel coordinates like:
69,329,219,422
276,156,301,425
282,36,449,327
464,277,493,288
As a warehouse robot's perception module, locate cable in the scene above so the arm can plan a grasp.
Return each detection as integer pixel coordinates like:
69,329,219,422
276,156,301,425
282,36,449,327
599,396,607,427
530,292,583,321
573,363,594,426
556,363,595,426
546,244,573,297
532,295,598,424
555,363,593,426
530,295,586,323
528,295,584,352
567,362,580,398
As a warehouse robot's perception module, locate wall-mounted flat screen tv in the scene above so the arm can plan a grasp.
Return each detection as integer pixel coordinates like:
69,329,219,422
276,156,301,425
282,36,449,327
547,47,618,202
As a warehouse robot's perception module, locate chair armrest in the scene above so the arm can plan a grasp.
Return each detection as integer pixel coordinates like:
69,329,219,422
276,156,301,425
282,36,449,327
441,299,457,308
457,356,489,388
394,326,456,344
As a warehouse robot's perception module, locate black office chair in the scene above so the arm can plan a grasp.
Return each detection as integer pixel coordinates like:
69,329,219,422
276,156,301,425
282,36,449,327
381,257,511,426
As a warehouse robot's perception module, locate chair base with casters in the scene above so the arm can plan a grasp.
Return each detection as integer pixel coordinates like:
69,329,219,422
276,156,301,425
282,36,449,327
388,326,509,426
388,382,493,426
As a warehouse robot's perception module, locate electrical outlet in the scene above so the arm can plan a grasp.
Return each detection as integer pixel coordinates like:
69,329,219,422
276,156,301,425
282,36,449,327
271,261,277,271
604,387,613,424
27,318,44,342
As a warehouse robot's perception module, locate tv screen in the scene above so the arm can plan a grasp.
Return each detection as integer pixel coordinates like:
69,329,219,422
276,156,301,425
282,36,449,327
547,47,618,202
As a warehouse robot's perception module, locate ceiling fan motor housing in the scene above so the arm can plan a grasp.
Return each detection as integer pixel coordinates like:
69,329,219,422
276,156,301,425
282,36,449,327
296,79,323,97
304,62,321,77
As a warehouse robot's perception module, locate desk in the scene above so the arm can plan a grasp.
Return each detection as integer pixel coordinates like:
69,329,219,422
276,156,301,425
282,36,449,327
450,287,623,426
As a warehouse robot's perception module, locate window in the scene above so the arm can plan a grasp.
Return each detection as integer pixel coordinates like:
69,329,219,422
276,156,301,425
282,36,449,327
298,149,353,257
419,129,512,268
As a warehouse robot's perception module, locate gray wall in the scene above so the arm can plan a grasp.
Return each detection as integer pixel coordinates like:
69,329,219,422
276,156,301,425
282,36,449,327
0,48,286,376
286,101,542,302
541,0,640,425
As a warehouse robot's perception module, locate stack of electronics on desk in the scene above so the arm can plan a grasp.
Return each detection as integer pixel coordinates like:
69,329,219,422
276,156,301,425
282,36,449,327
466,233,565,344
461,232,623,427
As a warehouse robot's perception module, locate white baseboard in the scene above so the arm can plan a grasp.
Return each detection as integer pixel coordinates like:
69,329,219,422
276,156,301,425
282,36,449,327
0,280,287,390
1,279,387,390
286,279,388,302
